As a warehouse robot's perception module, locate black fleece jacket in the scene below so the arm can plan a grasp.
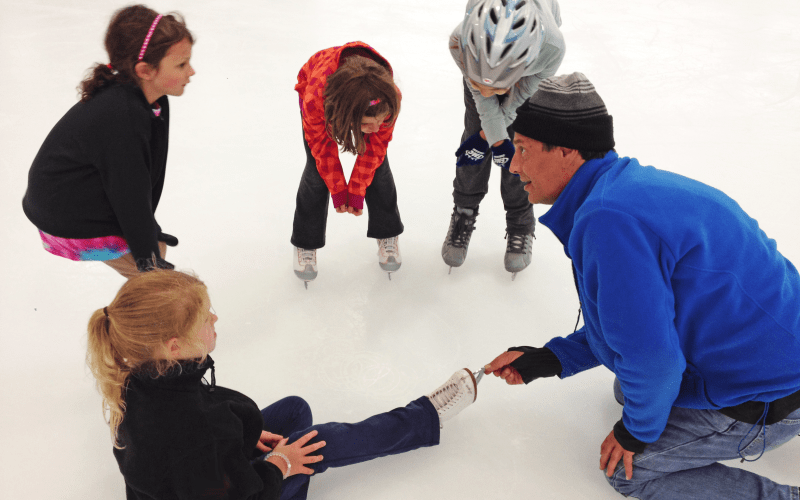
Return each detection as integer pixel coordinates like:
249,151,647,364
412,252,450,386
114,357,284,500
23,83,170,261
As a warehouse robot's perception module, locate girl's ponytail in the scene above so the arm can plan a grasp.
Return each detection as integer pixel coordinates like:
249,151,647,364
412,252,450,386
79,64,119,103
86,306,129,448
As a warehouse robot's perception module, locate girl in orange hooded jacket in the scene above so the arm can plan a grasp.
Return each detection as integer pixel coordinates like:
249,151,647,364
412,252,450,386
291,42,403,286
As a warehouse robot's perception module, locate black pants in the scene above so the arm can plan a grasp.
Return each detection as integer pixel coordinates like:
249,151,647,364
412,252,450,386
452,79,534,234
291,136,404,250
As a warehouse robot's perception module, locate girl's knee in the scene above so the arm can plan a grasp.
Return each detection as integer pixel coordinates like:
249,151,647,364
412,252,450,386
282,395,313,428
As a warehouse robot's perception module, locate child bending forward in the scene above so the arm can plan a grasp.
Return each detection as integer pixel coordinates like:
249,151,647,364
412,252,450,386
292,42,403,285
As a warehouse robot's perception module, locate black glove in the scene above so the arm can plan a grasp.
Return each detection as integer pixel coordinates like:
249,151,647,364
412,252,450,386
507,346,563,384
613,419,648,453
157,232,179,247
136,254,175,273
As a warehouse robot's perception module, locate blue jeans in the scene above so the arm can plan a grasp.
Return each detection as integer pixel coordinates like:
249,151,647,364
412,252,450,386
258,395,440,500
609,379,800,499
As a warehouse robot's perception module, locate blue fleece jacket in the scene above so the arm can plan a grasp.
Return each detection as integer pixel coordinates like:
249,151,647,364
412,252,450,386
540,151,800,445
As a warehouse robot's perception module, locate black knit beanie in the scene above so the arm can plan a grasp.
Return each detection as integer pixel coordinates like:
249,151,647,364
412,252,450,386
512,72,615,151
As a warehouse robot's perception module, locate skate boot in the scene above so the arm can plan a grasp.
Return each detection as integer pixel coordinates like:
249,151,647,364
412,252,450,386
293,247,318,289
426,368,478,428
504,231,534,281
377,236,402,279
441,206,478,273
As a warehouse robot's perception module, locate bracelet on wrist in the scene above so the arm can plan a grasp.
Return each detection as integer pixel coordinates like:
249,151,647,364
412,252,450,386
265,451,291,479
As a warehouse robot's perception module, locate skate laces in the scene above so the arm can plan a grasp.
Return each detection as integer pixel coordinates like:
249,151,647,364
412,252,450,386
297,248,316,265
379,237,399,257
505,232,533,254
430,377,466,411
448,210,477,248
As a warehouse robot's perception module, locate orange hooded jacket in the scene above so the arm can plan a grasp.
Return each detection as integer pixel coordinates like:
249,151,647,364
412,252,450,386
295,41,400,210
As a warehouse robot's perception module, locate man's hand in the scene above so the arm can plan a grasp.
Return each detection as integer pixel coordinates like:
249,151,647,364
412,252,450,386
600,431,635,480
484,351,525,385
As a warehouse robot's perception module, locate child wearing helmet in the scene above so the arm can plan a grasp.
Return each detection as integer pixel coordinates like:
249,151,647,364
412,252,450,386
292,42,403,286
442,0,565,279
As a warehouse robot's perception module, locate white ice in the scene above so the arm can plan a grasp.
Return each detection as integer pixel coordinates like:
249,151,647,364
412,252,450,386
1,0,798,498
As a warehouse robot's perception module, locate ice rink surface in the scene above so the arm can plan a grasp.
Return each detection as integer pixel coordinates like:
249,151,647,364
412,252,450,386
1,0,798,498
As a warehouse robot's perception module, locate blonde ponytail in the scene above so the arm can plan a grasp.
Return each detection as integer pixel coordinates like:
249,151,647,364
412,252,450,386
86,308,130,447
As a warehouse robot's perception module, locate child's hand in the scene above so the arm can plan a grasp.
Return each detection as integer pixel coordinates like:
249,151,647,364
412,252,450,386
334,205,362,216
268,430,326,477
491,139,516,171
257,431,284,453
455,131,489,167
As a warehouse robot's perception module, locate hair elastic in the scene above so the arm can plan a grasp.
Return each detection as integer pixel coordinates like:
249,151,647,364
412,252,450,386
368,99,381,106
138,14,164,61
103,306,110,330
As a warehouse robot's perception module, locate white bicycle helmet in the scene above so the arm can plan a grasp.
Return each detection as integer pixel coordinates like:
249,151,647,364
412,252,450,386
460,0,544,88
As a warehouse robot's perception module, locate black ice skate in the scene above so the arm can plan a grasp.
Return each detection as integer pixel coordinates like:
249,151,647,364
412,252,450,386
442,206,478,274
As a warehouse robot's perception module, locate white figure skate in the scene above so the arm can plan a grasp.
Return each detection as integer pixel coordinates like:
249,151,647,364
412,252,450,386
377,236,402,279
426,368,479,428
293,247,317,289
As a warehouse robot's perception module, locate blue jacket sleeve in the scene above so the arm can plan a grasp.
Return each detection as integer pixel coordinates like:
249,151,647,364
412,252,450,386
544,327,601,378
573,208,685,444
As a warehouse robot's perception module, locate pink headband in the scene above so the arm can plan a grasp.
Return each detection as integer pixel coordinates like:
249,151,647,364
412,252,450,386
369,99,381,106
138,14,163,61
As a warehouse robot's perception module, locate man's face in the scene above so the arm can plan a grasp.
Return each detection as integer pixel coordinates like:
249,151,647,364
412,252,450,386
510,134,575,205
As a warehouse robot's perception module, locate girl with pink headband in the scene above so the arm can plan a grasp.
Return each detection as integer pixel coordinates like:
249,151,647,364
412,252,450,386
23,5,195,279
292,42,404,286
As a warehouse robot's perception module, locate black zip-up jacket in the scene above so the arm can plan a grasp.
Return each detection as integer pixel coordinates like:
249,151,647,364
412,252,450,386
23,83,169,261
114,357,284,500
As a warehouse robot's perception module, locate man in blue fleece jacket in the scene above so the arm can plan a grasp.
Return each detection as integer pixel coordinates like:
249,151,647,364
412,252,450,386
484,72,800,500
